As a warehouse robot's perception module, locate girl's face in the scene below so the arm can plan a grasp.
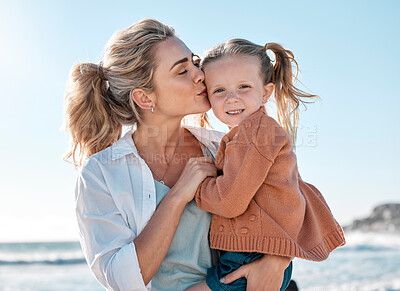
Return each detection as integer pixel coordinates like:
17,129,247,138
203,54,272,127
150,37,210,119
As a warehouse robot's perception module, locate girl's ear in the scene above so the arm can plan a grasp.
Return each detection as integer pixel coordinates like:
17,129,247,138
131,88,154,110
262,83,275,104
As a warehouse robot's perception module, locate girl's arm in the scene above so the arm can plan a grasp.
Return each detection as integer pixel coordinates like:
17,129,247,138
195,141,275,218
195,117,291,218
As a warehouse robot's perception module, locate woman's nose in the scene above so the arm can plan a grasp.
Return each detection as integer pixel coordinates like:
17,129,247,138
194,67,205,83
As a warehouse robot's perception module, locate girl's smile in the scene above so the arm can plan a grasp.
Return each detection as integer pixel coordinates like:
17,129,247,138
203,54,274,127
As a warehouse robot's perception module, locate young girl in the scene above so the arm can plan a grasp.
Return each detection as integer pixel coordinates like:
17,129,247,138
188,39,345,291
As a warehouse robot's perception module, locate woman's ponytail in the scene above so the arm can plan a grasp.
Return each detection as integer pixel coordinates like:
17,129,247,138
63,19,177,167
63,63,122,167
266,43,318,145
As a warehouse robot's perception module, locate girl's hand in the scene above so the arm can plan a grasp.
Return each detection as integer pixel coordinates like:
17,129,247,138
173,156,217,203
220,254,291,291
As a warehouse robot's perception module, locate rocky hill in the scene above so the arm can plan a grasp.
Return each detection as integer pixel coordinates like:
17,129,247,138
344,203,400,233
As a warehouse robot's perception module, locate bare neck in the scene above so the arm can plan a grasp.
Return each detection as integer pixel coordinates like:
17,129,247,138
133,119,183,160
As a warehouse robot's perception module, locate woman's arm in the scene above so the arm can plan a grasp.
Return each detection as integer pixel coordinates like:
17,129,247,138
187,254,291,291
76,159,144,290
135,156,217,284
133,188,186,284
221,254,292,291
76,156,216,290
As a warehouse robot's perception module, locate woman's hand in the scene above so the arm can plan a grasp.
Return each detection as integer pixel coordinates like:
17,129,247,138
220,254,292,291
173,156,217,203
135,156,217,284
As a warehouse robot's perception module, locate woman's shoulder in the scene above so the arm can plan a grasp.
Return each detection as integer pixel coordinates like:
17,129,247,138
79,130,138,173
78,147,113,175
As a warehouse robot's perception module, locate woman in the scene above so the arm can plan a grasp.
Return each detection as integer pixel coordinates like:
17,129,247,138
63,19,292,290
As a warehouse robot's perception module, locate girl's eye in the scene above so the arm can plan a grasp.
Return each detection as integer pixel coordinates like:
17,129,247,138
213,89,224,94
178,70,188,75
240,85,250,89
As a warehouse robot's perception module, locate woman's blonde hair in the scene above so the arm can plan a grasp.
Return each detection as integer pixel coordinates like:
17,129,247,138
63,19,208,167
202,38,318,145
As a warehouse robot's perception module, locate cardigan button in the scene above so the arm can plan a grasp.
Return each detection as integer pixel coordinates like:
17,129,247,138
240,227,249,234
249,214,256,221
218,225,224,232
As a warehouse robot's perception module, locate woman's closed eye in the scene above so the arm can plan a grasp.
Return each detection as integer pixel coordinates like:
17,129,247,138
178,56,201,75
178,69,188,75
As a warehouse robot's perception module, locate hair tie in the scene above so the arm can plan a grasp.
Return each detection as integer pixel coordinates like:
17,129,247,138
263,43,273,64
106,88,124,107
98,62,107,81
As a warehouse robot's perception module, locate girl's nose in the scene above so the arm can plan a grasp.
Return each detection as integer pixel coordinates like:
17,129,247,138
226,91,239,103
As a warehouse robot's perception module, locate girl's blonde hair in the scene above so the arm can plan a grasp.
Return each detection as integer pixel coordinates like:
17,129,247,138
201,38,318,144
63,19,207,167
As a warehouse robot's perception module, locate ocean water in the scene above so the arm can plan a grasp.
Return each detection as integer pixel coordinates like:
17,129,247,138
292,232,400,291
0,241,102,291
1,232,399,291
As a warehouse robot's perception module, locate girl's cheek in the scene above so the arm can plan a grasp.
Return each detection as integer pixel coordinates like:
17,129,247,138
210,98,220,109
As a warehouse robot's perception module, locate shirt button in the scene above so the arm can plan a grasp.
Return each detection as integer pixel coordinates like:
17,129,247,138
240,227,249,234
219,225,224,232
249,214,256,221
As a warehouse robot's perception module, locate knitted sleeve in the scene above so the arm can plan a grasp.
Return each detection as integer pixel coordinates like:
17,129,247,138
195,138,275,218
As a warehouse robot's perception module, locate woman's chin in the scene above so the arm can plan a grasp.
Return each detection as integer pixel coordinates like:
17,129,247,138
193,98,211,113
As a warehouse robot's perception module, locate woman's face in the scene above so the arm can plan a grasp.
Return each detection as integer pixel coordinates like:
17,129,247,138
150,37,210,118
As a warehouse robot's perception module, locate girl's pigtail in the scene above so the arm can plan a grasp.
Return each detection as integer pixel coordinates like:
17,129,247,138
266,43,318,145
182,112,211,128
63,63,122,167
199,113,210,128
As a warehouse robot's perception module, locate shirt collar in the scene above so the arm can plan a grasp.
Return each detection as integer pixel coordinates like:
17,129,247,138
110,130,139,161
182,124,225,152
110,125,225,161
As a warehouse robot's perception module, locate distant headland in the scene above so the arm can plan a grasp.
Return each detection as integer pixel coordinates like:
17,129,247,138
344,203,400,233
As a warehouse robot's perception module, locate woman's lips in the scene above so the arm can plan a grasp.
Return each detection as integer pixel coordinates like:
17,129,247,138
198,88,207,96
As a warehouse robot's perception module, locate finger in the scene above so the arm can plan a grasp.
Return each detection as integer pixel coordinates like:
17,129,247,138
220,265,248,284
205,168,217,177
196,166,217,179
201,164,218,174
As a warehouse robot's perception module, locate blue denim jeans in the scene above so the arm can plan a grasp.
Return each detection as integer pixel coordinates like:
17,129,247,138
206,251,293,291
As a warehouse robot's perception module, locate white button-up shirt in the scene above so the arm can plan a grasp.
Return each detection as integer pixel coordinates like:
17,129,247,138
75,125,225,291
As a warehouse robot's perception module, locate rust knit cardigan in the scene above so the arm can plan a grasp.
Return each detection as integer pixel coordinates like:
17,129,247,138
195,106,345,261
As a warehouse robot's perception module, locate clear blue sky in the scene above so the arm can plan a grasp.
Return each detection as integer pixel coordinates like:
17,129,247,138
1,0,399,242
